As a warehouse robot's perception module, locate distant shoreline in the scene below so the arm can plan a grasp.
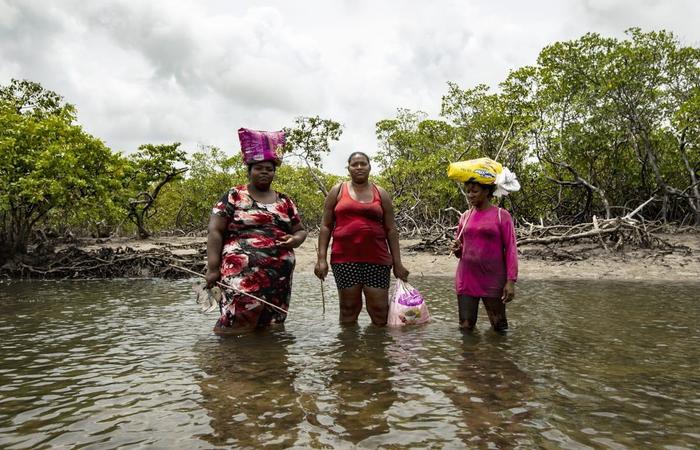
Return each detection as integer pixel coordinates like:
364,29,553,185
46,232,697,283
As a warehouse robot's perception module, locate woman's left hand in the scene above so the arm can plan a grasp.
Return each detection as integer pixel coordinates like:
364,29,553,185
501,280,515,303
393,263,410,281
276,234,300,249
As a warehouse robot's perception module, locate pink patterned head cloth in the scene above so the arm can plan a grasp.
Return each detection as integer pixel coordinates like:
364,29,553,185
237,128,285,166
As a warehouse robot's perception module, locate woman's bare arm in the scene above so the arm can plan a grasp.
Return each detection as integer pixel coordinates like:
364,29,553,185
378,186,409,281
314,183,341,280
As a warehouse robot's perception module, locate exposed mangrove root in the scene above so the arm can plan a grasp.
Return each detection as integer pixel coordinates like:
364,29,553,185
1,246,206,280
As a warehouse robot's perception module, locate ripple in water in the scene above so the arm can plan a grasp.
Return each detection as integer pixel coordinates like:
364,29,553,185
0,277,698,448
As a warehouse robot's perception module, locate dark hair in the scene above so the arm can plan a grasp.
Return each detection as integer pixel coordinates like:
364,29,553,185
347,151,371,164
465,179,496,197
247,160,277,174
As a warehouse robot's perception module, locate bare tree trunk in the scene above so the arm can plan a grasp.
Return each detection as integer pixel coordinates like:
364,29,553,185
678,129,700,225
127,169,187,239
639,133,671,221
545,160,612,220
127,201,150,239
303,159,329,196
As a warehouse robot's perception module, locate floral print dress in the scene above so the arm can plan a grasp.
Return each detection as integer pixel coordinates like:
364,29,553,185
211,185,301,329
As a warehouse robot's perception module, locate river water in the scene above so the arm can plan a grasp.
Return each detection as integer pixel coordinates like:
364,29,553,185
0,276,698,449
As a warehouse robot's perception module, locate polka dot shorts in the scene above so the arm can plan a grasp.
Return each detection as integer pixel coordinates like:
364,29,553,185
331,263,391,290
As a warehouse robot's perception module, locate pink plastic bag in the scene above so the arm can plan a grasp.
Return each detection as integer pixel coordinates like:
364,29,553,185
237,128,285,165
388,279,431,326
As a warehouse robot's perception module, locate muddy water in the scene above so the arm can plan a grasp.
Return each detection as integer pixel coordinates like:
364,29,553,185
0,277,698,449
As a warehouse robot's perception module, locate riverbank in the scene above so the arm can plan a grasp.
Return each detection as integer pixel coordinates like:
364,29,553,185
64,232,700,283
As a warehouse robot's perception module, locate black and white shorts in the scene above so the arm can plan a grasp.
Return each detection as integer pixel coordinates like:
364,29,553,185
331,263,391,290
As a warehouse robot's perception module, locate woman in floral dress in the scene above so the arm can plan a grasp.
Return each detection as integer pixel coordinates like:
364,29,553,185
205,159,307,334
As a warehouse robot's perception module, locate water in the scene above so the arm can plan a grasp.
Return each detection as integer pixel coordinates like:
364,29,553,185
0,276,698,449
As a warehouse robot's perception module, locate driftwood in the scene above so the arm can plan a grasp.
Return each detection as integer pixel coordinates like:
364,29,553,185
406,198,692,260
517,197,678,250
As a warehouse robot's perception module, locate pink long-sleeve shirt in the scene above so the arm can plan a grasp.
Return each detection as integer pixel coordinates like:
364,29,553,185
455,206,518,298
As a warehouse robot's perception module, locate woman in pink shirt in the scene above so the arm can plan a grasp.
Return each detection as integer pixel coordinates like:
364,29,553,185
451,181,518,332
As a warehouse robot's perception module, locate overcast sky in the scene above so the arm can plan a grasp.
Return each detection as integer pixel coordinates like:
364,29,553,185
2,0,699,173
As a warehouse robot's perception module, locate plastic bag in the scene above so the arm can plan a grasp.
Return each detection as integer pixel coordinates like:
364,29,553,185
237,128,285,165
493,167,521,197
387,279,431,326
447,157,503,184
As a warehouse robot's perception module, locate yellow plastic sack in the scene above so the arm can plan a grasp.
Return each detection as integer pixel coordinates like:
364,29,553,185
447,157,503,184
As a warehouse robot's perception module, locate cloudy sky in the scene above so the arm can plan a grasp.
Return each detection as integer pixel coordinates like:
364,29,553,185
2,0,698,173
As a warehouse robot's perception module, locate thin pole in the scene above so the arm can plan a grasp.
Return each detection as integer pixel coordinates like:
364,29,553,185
169,264,288,315
314,244,326,313
494,118,515,161
320,274,326,314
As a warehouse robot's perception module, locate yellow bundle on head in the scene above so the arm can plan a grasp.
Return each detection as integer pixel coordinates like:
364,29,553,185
447,157,503,184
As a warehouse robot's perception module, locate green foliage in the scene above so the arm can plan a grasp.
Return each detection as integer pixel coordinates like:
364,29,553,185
273,165,342,228
123,142,189,238
4,29,698,255
147,146,246,232
125,115,345,235
149,148,340,232
282,116,343,196
282,116,343,167
512,28,700,222
0,79,121,259
375,110,468,227
0,78,67,117
377,29,700,227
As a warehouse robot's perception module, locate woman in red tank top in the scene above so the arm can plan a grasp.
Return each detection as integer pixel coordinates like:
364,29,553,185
315,152,410,325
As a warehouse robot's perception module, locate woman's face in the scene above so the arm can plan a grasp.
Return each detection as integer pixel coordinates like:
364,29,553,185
348,154,370,182
248,161,276,189
465,182,490,208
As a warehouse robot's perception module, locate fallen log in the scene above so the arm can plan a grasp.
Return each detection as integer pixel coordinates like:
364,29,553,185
519,224,621,245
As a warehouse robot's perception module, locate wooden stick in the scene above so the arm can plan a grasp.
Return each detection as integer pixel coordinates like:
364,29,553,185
623,196,656,220
169,264,288,315
494,117,515,161
314,243,326,313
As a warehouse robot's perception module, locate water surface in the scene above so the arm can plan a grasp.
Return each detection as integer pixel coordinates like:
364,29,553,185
0,277,698,449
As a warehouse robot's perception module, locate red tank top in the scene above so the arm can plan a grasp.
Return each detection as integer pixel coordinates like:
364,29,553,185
331,182,392,265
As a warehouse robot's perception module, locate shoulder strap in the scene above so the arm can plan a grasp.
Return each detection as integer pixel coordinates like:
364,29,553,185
371,183,382,201
373,183,389,221
498,207,502,224
455,208,473,241
330,182,344,204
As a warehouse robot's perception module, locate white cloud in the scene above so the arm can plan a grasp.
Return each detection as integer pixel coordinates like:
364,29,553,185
2,0,699,174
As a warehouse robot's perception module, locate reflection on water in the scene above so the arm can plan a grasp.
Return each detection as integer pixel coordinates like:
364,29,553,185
326,325,397,445
0,277,698,449
441,333,535,447
197,330,303,448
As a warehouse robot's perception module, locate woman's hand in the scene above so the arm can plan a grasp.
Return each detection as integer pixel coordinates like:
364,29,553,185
314,259,329,280
451,239,462,258
393,263,410,281
501,280,515,303
276,234,300,249
205,268,221,289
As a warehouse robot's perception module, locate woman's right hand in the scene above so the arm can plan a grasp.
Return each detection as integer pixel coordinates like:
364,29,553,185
314,260,329,281
205,268,221,288
451,239,462,257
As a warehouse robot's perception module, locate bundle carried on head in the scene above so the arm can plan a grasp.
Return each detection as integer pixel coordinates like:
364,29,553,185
238,128,285,166
447,157,521,197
